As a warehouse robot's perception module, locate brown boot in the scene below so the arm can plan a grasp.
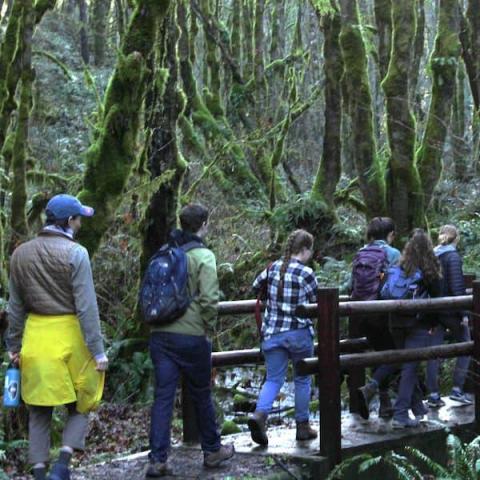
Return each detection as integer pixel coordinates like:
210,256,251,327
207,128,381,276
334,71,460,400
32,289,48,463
203,443,235,468
247,411,268,446
296,421,317,441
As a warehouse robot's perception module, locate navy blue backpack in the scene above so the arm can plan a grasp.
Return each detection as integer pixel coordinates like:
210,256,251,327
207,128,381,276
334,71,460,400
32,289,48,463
380,265,425,300
139,240,204,325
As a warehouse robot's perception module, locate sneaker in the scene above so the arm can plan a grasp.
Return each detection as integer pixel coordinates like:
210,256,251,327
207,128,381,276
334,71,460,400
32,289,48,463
392,417,420,429
449,389,473,405
203,443,235,468
145,462,168,478
47,463,70,480
357,382,378,420
427,394,446,409
296,421,318,441
378,391,394,419
247,411,268,446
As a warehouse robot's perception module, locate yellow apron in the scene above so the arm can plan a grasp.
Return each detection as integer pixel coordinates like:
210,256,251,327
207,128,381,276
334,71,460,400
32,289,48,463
20,313,104,413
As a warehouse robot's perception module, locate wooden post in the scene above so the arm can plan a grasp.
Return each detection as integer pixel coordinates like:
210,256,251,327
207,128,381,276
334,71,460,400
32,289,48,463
181,376,200,443
317,288,341,467
347,316,365,414
472,280,480,430
463,273,476,394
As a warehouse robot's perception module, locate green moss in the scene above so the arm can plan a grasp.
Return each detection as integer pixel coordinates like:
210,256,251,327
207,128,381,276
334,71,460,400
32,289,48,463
221,420,241,435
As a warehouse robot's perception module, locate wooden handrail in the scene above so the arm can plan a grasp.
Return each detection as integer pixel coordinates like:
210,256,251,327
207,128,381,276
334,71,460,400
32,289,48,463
211,337,369,367
296,341,473,375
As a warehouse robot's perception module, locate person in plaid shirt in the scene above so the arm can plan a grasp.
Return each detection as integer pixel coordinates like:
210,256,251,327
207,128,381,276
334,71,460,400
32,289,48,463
248,230,318,446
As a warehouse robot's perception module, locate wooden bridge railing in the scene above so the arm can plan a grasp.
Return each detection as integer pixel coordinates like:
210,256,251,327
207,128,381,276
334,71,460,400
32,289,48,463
181,278,480,472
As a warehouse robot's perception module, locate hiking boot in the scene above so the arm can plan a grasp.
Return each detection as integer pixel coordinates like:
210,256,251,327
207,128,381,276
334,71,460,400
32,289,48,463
427,394,446,409
145,462,168,478
47,463,70,480
247,411,268,446
392,417,420,429
203,443,235,468
412,401,429,421
378,391,394,418
357,382,378,420
449,389,473,405
296,421,318,441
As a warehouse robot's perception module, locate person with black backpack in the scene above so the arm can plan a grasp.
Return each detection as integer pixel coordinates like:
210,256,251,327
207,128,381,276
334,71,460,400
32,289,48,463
353,217,401,420
381,229,442,429
143,204,234,478
426,225,472,407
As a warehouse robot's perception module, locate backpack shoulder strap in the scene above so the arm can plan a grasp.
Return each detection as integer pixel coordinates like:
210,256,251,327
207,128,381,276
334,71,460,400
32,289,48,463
181,241,205,253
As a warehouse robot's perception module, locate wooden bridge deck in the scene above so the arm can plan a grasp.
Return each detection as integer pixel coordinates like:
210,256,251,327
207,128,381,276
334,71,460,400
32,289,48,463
225,395,474,456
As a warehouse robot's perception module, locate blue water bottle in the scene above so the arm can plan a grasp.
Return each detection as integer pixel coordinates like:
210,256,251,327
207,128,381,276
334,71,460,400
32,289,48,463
3,363,20,408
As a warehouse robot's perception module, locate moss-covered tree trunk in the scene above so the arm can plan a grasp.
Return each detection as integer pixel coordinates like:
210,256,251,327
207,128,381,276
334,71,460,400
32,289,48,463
339,0,386,217
382,0,423,235
410,0,425,107
311,2,342,208
90,0,108,66
417,0,460,209
140,9,186,271
77,0,172,255
9,0,34,250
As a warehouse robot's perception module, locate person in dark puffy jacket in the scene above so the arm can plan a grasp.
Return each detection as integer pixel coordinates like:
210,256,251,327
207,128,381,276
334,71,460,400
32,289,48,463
426,225,472,407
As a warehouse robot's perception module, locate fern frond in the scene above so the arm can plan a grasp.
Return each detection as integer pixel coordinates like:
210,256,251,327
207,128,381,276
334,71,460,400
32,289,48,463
358,455,382,473
405,446,449,477
326,454,372,480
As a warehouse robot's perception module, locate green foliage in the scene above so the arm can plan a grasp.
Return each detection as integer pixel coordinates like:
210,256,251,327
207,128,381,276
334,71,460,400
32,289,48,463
310,0,336,16
330,434,480,480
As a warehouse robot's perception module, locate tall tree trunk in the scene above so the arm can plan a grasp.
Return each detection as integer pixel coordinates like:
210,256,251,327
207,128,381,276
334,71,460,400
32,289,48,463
410,0,425,106
374,0,392,80
242,0,253,79
382,0,423,235
77,0,172,255
9,0,33,252
140,10,185,270
91,0,108,65
77,0,89,64
452,62,468,180
339,0,386,217
417,0,461,209
311,2,342,208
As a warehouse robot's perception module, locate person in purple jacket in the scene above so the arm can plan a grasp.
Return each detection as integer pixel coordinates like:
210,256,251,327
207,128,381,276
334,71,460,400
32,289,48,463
426,225,472,407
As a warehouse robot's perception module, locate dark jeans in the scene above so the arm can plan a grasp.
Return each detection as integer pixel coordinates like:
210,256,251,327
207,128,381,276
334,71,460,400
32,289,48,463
360,317,399,392
393,328,432,421
149,332,221,463
426,322,471,393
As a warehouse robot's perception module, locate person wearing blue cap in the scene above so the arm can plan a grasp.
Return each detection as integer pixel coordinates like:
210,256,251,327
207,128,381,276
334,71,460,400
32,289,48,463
5,194,108,480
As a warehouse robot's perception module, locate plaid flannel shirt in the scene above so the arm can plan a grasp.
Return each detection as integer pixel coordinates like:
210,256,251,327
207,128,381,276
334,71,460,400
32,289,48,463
253,258,318,340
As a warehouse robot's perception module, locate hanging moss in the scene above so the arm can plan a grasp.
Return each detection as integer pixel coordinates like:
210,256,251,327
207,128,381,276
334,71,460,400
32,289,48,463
339,0,386,218
417,0,461,209
381,0,423,234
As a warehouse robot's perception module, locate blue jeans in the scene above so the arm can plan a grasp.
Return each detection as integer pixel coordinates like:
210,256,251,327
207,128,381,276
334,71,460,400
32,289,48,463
149,332,221,463
426,323,471,393
256,328,314,423
394,328,433,421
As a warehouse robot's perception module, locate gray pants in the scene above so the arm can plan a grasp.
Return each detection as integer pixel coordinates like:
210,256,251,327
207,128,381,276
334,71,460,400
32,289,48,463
28,403,89,464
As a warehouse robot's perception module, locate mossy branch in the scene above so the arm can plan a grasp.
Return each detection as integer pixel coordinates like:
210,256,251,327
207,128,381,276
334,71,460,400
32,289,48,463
33,49,72,79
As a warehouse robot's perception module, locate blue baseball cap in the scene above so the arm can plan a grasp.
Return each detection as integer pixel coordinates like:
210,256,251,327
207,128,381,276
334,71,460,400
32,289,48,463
45,194,95,220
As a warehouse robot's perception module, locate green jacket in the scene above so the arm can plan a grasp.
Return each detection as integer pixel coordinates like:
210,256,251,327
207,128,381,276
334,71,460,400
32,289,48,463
151,246,219,336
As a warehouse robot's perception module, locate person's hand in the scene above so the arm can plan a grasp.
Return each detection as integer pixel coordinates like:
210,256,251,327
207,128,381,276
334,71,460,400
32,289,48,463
462,315,470,327
8,352,19,366
94,353,109,371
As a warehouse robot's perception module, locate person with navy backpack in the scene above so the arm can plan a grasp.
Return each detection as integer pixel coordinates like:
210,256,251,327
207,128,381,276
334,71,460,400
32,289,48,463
381,229,442,429
143,204,234,478
353,217,401,420
426,225,471,407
